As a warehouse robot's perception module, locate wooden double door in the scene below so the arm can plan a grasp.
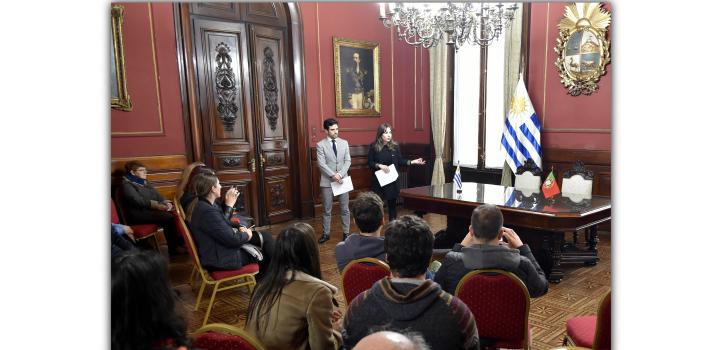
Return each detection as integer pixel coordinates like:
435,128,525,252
179,3,297,225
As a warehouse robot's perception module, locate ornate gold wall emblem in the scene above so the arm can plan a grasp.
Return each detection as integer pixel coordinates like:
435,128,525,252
554,3,611,96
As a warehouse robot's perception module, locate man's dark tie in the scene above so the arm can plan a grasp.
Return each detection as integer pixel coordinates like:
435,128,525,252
332,139,337,157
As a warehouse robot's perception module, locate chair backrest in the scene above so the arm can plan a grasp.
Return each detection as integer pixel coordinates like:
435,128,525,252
561,160,594,197
173,198,206,278
113,188,130,224
455,269,531,350
191,323,266,350
111,198,120,224
514,171,541,192
341,257,391,306
593,290,611,350
515,159,542,192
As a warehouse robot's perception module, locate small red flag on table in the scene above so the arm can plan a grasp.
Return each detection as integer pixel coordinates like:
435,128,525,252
542,169,561,198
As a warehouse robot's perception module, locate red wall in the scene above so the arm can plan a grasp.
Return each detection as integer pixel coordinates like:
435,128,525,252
300,2,432,147
111,3,186,157
527,3,612,150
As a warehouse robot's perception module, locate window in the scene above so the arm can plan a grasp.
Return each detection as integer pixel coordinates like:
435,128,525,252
453,4,529,170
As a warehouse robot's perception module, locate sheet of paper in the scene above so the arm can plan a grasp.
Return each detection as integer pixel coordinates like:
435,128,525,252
331,176,354,196
375,164,399,187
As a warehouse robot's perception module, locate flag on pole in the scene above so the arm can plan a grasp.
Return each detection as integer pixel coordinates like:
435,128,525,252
453,164,462,190
501,76,542,174
542,169,561,198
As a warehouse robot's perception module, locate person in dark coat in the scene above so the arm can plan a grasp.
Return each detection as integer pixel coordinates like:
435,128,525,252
433,204,549,298
368,123,426,220
186,172,273,273
342,216,479,350
119,160,184,255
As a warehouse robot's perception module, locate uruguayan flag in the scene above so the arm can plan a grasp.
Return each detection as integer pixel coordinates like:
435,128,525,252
500,76,542,173
453,164,462,189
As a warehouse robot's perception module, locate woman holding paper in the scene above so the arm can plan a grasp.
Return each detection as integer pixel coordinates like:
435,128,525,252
368,123,426,220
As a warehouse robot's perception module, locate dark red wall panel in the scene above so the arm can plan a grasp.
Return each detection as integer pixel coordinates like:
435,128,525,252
111,3,186,157
299,2,431,147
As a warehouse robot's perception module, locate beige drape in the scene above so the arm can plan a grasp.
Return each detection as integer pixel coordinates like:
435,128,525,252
501,4,525,187
429,37,449,186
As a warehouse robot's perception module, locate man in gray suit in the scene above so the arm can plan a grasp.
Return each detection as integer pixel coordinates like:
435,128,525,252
317,118,351,243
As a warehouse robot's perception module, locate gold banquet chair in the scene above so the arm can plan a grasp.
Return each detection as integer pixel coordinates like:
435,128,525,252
174,198,259,326
191,323,266,350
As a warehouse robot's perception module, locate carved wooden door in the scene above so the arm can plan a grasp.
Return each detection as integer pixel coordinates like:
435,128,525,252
247,24,294,224
192,18,261,221
188,4,295,225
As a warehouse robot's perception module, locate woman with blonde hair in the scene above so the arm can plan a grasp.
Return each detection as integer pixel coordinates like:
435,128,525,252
246,222,342,350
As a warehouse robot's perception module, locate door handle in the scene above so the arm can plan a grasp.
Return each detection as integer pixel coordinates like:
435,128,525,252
249,158,256,172
260,155,266,168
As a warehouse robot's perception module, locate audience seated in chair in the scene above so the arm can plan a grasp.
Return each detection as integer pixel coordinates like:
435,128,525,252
181,165,253,228
342,215,479,350
433,204,548,298
186,173,273,274
335,191,386,272
176,161,206,202
245,223,343,350
112,250,189,350
354,330,430,350
118,160,185,255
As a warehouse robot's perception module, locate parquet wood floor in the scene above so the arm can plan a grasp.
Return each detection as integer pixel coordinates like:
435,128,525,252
167,209,610,350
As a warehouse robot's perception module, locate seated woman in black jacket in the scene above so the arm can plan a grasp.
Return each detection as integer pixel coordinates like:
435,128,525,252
185,172,273,273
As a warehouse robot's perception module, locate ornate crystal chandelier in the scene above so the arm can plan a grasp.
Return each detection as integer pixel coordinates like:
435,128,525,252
378,2,518,50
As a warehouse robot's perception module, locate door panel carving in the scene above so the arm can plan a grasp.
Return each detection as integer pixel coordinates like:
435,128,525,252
250,24,293,224
182,3,298,225
193,18,259,220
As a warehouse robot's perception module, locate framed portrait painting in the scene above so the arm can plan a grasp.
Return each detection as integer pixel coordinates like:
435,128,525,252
333,37,380,116
111,4,132,111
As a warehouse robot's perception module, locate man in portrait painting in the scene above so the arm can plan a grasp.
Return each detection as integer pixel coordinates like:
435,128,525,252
343,51,371,109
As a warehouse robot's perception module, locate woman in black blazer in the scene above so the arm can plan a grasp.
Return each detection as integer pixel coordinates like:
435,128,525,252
186,173,273,272
368,123,426,220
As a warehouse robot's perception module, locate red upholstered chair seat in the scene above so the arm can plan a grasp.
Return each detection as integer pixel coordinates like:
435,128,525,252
129,224,161,239
566,315,597,348
209,264,260,280
455,270,531,349
341,258,391,306
193,331,256,350
191,323,266,350
565,290,610,349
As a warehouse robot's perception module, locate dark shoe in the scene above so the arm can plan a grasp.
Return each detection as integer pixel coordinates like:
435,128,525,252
318,234,330,244
343,232,349,241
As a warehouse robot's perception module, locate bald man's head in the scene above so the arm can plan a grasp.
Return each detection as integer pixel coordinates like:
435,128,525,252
353,331,428,350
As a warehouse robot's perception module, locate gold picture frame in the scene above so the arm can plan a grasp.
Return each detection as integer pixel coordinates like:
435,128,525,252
112,4,132,111
554,3,611,96
333,37,380,116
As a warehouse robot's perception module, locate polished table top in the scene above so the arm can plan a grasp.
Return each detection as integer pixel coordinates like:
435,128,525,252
400,182,611,219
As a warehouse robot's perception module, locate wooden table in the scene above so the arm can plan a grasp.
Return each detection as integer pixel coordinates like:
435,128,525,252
400,182,611,282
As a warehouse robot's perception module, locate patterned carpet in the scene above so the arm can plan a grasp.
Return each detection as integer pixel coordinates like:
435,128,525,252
167,209,610,349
